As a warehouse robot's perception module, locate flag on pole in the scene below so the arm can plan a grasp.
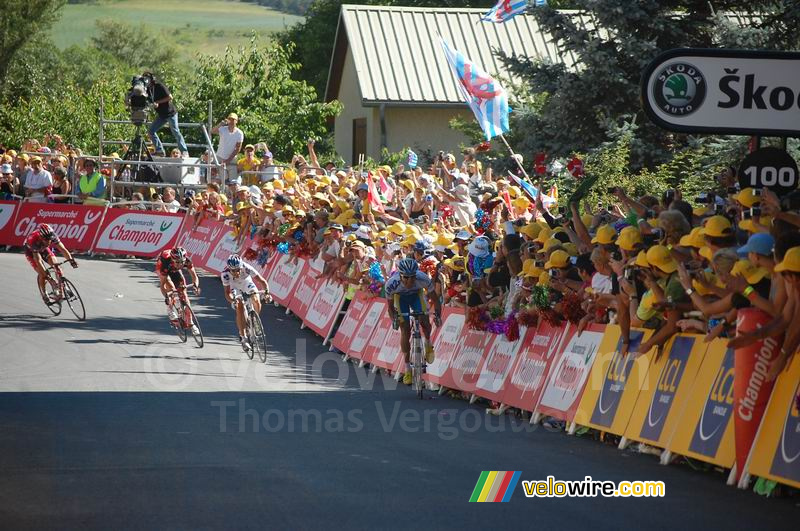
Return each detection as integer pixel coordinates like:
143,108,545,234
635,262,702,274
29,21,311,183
439,37,510,141
366,173,386,214
481,0,528,23
509,173,556,206
378,172,394,202
406,149,418,169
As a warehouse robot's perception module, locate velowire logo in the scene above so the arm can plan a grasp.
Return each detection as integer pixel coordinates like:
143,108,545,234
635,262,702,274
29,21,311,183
653,62,707,117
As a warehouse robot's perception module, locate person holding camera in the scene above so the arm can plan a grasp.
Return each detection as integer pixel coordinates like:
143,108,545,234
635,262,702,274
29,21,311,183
212,113,244,194
143,72,189,158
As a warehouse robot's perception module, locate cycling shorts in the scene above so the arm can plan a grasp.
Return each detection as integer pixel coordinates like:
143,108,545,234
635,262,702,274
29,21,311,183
230,279,259,298
393,290,427,322
161,269,186,289
25,247,55,270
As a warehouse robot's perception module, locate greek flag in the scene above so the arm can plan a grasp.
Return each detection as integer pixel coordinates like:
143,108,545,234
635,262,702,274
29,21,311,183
481,0,528,23
439,37,510,141
407,149,418,169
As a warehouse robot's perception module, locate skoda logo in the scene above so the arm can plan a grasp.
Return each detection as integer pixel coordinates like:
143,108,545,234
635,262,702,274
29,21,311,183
653,62,706,116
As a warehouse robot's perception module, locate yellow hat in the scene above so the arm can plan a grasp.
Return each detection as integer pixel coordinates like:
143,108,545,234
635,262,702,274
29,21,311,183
693,206,711,217
261,182,274,191
646,245,678,274
319,175,332,186
735,188,760,208
405,224,422,238
512,196,531,210
444,255,466,272
581,214,593,228
679,227,705,249
402,180,416,192
535,227,554,244
338,187,354,199
508,186,521,198
433,233,453,248
774,246,800,273
591,224,617,245
272,180,284,190
701,215,733,238
692,271,716,296
543,237,561,252
401,235,420,247
739,216,773,233
545,249,570,270
388,222,407,236
731,259,769,285
283,169,297,183
699,246,713,261
518,223,541,240
617,227,642,251
562,242,578,256
634,250,650,268
537,271,550,287
379,165,392,174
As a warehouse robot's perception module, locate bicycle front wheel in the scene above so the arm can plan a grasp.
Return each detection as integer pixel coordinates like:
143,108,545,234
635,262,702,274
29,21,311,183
249,311,268,363
187,307,204,348
62,278,86,321
39,276,62,316
411,333,424,399
175,308,188,343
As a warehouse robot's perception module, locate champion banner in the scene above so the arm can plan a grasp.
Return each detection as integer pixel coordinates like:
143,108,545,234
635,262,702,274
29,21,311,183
267,253,305,306
439,37,510,140
473,326,532,403
93,208,185,257
0,202,106,250
288,258,321,320
347,298,387,362
424,307,466,386
331,291,370,355
174,218,228,270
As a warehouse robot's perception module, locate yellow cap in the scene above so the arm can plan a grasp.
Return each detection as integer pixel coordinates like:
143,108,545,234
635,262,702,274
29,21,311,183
537,271,550,287
679,227,705,249
508,186,521,198
401,235,420,247
774,246,800,273
402,180,416,192
444,255,466,272
388,222,407,236
543,237,562,252
617,227,642,251
518,259,543,278
692,271,716,296
272,180,284,190
433,233,453,248
591,224,617,245
581,214,593,228
739,216,773,233
545,249,570,270
634,250,650,268
646,245,678,274
731,259,769,285
562,242,578,256
512,196,531,210
535,227,553,244
699,246,713,261
701,215,733,238
735,188,760,208
518,223,541,240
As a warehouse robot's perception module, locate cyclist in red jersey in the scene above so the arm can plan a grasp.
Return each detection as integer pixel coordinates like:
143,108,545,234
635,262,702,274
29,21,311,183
155,247,200,323
24,223,77,301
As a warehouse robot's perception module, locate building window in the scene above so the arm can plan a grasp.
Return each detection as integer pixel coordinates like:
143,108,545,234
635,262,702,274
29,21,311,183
352,118,367,163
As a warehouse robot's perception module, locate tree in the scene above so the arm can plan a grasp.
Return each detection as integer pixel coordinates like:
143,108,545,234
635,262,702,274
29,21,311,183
500,0,800,170
0,0,66,87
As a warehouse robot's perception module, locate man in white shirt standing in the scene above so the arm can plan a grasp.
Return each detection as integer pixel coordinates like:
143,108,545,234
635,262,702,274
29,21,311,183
24,156,53,203
161,187,182,213
211,112,244,197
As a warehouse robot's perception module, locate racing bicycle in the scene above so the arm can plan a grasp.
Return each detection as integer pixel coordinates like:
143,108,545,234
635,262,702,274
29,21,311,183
394,310,428,399
167,287,203,348
40,259,85,321
237,291,268,363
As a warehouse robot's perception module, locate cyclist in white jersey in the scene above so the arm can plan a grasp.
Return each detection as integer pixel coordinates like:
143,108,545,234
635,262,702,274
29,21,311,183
221,254,270,351
385,258,441,384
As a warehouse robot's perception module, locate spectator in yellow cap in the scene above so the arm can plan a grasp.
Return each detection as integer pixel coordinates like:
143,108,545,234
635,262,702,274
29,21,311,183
701,215,736,252
237,144,261,186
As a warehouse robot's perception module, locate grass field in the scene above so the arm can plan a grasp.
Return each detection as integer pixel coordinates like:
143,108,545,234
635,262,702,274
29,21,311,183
49,0,303,60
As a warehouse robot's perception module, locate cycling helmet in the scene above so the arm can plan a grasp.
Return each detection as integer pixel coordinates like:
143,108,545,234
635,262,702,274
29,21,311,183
38,223,54,240
397,258,419,276
227,254,242,269
171,247,187,263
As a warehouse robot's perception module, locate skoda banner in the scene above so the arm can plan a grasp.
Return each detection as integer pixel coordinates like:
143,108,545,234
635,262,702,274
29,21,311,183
642,48,800,136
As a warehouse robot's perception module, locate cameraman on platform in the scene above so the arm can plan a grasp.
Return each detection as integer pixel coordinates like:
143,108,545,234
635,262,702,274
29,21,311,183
144,72,189,158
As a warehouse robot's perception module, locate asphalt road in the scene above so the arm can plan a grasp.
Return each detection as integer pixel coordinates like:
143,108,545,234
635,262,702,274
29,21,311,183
0,252,797,530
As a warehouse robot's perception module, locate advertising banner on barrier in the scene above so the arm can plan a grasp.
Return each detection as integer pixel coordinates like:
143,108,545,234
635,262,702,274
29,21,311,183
500,322,567,412
267,254,305,306
331,291,369,354
93,209,185,257
348,298,386,362
443,327,496,394
733,308,781,480
287,261,315,318
624,335,707,449
203,228,240,274
424,308,465,386
371,317,404,373
745,356,800,489
361,312,392,366
536,324,603,422
473,327,532,403
573,326,650,435
667,340,736,468
1,202,106,250
174,219,227,269
303,279,346,339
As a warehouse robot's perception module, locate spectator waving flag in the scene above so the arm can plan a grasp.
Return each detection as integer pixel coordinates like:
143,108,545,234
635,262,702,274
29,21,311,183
481,0,528,23
407,149,418,169
439,37,510,141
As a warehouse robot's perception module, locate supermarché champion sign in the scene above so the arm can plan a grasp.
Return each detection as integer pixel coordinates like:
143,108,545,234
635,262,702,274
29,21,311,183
641,48,800,136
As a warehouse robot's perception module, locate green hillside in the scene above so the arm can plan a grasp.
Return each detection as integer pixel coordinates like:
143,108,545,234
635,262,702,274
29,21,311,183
50,0,303,60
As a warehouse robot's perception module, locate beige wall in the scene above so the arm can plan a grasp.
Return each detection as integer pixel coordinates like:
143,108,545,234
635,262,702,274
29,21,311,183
333,47,473,164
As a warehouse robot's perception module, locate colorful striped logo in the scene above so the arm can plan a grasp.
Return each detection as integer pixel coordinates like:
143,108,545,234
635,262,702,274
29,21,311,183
469,471,521,502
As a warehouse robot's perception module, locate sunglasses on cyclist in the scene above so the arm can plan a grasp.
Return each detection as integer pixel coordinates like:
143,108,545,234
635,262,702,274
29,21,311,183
401,274,415,280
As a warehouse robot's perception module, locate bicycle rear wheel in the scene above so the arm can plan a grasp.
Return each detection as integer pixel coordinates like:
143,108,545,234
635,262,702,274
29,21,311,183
62,278,86,321
187,307,204,348
411,332,424,399
175,305,188,343
249,311,268,363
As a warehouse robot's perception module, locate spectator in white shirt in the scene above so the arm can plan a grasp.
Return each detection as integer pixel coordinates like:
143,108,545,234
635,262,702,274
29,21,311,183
161,187,182,213
24,157,53,203
211,112,244,196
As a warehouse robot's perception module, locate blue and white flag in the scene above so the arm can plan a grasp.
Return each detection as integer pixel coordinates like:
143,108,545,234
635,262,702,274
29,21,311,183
406,149,418,169
439,37,510,141
481,0,528,23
